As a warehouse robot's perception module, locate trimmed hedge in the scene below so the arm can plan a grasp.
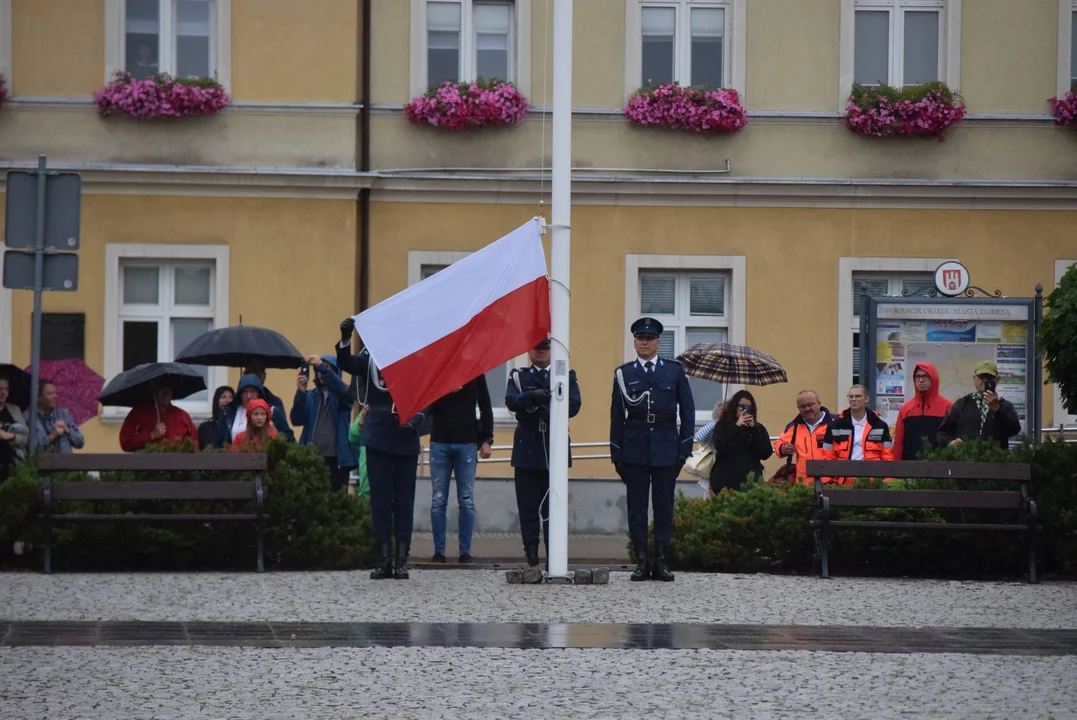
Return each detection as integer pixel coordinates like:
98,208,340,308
657,439,1077,579
0,439,375,571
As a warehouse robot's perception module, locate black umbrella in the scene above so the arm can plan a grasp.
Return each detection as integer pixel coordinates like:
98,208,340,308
99,363,207,408
174,325,305,369
0,364,32,411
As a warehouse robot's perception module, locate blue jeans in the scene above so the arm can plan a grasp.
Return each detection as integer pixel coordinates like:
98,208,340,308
429,442,477,554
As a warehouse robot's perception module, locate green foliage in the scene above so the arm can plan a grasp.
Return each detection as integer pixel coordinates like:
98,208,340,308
0,439,374,571
660,440,1077,579
849,81,961,109
1040,263,1077,414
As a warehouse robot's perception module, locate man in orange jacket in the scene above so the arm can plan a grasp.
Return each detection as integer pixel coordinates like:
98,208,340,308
774,390,835,483
822,385,894,484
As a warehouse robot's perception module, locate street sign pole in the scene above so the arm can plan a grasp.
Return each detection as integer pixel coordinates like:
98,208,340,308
27,155,48,456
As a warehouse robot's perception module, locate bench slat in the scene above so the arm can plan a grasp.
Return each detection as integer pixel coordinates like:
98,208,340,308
825,520,1027,532
49,481,257,502
37,453,267,472
806,460,1030,481
54,513,259,522
823,489,1023,510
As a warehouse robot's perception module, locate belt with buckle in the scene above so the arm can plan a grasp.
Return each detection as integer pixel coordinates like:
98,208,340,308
626,412,677,424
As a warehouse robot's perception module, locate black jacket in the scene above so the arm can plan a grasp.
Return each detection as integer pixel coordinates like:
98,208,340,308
937,394,1022,449
430,376,494,446
708,421,773,492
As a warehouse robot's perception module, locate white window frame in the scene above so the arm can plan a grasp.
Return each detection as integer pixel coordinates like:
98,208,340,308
1053,259,1077,428
624,0,746,101
1059,0,1077,96
838,257,954,399
104,0,232,86
624,254,745,424
0,0,12,90
838,0,960,109
103,244,230,422
407,250,527,425
409,0,531,98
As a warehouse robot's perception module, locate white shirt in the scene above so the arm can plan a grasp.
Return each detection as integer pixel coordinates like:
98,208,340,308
231,406,248,438
804,414,827,435
636,356,659,372
850,412,868,461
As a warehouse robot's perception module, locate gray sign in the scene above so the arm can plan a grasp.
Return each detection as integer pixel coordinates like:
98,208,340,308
4,171,82,251
3,250,79,291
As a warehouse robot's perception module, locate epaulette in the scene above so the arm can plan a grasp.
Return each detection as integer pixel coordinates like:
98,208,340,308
664,357,682,365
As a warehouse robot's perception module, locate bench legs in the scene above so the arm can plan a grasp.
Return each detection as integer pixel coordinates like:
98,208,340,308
255,473,265,573
813,489,831,579
43,476,53,574
1026,499,1038,584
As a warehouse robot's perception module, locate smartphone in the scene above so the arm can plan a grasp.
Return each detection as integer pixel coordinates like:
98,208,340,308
984,379,996,393
300,364,310,378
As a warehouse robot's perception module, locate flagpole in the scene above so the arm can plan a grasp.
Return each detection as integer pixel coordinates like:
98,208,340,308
546,0,572,580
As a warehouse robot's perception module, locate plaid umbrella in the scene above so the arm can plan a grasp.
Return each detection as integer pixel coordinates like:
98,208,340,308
677,343,788,386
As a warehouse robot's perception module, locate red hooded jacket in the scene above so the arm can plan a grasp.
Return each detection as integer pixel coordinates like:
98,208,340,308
892,362,953,460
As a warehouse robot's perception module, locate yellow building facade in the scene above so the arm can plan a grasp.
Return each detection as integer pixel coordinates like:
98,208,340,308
2,0,1076,477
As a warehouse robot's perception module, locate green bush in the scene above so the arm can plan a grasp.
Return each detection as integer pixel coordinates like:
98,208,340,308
0,439,375,571
660,439,1077,579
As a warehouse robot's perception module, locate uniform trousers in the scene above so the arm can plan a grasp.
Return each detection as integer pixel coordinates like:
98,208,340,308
623,464,677,550
366,448,418,551
513,467,550,551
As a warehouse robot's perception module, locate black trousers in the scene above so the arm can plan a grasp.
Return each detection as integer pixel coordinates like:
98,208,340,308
514,467,550,551
623,464,677,551
323,456,351,493
366,448,418,552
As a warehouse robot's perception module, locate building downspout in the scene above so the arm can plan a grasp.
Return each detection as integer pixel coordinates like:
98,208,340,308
358,0,372,311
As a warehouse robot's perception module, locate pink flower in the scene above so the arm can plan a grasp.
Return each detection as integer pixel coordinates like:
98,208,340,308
623,84,747,134
94,71,230,119
405,80,529,131
845,85,965,141
0,73,7,113
1049,90,1077,127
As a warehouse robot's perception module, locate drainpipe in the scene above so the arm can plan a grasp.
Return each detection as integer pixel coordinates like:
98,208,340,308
358,0,372,311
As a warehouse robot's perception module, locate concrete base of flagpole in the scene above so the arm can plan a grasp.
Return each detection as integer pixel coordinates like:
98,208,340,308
503,568,609,585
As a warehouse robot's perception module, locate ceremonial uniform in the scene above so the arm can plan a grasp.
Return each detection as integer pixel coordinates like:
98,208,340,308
337,319,428,580
505,339,582,566
610,317,695,581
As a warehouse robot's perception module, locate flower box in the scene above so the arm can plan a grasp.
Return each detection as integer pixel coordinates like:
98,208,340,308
94,72,230,119
624,83,747,134
0,74,8,113
405,80,529,131
845,82,966,140
1049,90,1077,128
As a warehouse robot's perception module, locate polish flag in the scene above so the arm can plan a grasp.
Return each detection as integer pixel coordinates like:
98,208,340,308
352,219,550,423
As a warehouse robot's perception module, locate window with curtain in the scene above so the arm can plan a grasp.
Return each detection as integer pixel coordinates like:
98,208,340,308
124,0,214,80
426,0,514,88
853,0,944,87
850,271,933,387
638,271,730,420
120,261,215,399
641,1,729,88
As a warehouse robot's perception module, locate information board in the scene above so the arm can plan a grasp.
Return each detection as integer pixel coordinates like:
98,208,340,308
865,299,1036,437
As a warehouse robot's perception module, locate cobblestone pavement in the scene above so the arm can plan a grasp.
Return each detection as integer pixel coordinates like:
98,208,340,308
2,571,1074,627
2,646,1074,719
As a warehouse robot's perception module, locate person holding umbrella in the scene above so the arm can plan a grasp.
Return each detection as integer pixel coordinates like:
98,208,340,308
102,363,204,452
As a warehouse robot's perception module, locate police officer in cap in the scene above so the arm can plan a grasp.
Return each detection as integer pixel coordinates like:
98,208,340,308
610,317,695,581
505,338,582,567
337,317,429,580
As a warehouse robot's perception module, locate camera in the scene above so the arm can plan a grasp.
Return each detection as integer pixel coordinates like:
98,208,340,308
984,379,996,393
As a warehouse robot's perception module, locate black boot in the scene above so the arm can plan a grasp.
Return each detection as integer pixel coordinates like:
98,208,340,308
630,545,650,581
524,543,539,567
369,544,393,580
393,544,410,580
652,546,675,582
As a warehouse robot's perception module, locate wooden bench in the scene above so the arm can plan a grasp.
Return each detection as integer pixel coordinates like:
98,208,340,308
37,453,268,573
806,460,1037,583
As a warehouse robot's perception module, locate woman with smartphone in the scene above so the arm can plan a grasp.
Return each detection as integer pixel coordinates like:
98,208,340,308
707,390,773,494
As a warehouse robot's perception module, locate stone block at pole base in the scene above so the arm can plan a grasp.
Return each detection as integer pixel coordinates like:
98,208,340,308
505,569,523,584
591,568,610,585
573,569,592,585
521,566,543,584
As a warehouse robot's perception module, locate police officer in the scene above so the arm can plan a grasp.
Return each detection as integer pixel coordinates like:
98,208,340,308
610,317,695,582
505,338,582,567
337,317,429,580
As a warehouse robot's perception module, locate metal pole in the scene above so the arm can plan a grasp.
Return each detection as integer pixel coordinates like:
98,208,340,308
546,0,573,580
1034,285,1043,443
27,154,47,456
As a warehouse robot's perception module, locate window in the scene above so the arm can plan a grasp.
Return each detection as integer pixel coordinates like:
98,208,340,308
409,253,527,422
104,244,230,420
638,271,729,417
853,0,946,86
850,272,933,386
106,0,230,86
412,0,531,96
638,1,730,88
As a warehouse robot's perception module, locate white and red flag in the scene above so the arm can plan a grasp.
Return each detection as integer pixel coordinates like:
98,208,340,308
352,218,550,423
